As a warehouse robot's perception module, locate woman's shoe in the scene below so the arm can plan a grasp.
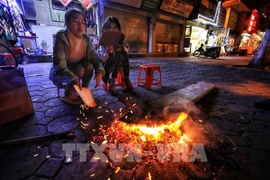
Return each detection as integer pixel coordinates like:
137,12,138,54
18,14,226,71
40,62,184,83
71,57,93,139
61,95,82,105
108,78,117,95
122,77,133,92
103,83,108,91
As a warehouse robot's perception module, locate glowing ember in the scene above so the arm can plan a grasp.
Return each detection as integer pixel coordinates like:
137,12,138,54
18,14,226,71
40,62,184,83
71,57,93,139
103,112,191,144
95,112,192,163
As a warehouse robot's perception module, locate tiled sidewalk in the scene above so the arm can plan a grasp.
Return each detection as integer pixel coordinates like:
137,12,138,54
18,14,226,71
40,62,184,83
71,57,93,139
0,56,270,180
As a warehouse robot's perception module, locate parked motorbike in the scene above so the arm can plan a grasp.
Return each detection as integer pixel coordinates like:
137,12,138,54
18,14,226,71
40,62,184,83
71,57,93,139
193,45,220,59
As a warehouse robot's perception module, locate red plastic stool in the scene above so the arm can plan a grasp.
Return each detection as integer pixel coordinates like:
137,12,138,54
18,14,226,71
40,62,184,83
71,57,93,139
116,68,123,85
11,47,24,56
137,64,162,90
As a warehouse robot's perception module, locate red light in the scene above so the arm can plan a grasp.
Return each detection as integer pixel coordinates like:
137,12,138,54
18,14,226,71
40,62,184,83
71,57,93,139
251,15,255,20
248,26,252,31
249,21,253,26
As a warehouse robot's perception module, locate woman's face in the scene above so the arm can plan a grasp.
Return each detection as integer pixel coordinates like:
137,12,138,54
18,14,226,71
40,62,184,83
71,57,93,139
67,12,85,38
109,22,119,32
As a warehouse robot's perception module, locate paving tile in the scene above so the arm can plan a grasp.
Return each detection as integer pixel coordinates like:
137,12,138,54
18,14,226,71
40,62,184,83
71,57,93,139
26,176,52,180
0,145,48,180
238,123,258,132
42,92,61,100
31,95,43,102
44,98,63,107
236,96,266,107
221,112,252,124
1,125,47,141
49,141,66,158
55,154,111,180
0,149,10,159
227,136,249,147
250,121,270,136
256,111,270,122
37,117,54,125
242,132,270,150
208,105,231,117
231,147,270,179
207,116,242,136
36,106,52,112
29,90,45,97
225,103,257,114
32,102,45,111
118,93,143,108
36,158,63,178
45,105,75,118
215,169,253,180
47,116,80,133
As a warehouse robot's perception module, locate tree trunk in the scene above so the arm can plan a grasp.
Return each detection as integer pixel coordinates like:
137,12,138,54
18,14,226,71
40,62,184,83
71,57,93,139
248,29,270,69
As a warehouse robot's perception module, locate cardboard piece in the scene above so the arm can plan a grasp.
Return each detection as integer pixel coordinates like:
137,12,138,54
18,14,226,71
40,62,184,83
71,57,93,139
74,85,96,108
99,31,125,46
0,68,34,125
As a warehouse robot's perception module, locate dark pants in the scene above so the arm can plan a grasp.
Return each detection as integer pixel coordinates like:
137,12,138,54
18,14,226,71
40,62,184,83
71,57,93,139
65,62,93,96
102,50,130,83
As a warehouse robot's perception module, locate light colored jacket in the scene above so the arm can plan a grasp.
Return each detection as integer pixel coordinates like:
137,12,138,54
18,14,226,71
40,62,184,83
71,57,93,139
52,30,104,79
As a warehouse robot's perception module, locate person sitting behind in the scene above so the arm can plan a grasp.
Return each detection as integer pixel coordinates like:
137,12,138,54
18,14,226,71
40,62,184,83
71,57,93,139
198,43,205,52
50,8,104,105
100,16,133,95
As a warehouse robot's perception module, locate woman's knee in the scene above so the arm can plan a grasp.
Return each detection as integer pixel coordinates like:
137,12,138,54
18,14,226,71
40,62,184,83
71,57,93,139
83,63,93,73
69,64,85,79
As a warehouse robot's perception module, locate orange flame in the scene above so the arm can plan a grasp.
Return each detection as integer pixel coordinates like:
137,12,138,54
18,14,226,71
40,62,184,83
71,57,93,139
104,112,192,144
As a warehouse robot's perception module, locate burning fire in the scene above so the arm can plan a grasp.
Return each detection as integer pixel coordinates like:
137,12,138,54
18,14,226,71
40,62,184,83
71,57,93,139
98,112,192,149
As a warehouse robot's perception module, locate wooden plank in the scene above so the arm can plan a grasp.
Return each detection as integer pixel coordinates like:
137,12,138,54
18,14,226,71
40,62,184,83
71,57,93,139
0,131,75,147
146,81,215,119
118,81,215,122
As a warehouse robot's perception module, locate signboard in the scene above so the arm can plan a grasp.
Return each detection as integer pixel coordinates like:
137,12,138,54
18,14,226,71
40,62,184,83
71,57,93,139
59,0,72,7
110,0,143,8
140,0,161,11
228,8,238,30
160,0,194,18
79,0,93,10
182,0,200,6
0,0,7,6
22,0,37,20
198,3,215,20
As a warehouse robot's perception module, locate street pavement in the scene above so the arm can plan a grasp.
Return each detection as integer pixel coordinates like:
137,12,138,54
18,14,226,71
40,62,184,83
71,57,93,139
0,55,270,180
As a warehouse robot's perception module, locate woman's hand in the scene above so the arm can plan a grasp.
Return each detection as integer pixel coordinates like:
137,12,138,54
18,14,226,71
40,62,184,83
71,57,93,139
103,45,114,62
103,51,110,62
94,72,103,88
72,76,82,90
107,45,113,53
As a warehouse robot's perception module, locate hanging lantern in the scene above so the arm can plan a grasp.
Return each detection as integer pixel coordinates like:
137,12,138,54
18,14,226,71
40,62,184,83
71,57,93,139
78,0,94,10
59,0,72,7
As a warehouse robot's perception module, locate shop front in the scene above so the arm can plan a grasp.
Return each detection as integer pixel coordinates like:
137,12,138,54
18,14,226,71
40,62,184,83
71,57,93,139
188,25,208,53
239,31,265,55
186,0,226,55
155,20,181,53
156,0,193,54
101,0,191,55
103,8,148,53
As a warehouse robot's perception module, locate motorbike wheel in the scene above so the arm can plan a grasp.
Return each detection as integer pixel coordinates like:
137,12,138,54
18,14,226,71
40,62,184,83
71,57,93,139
193,51,201,57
